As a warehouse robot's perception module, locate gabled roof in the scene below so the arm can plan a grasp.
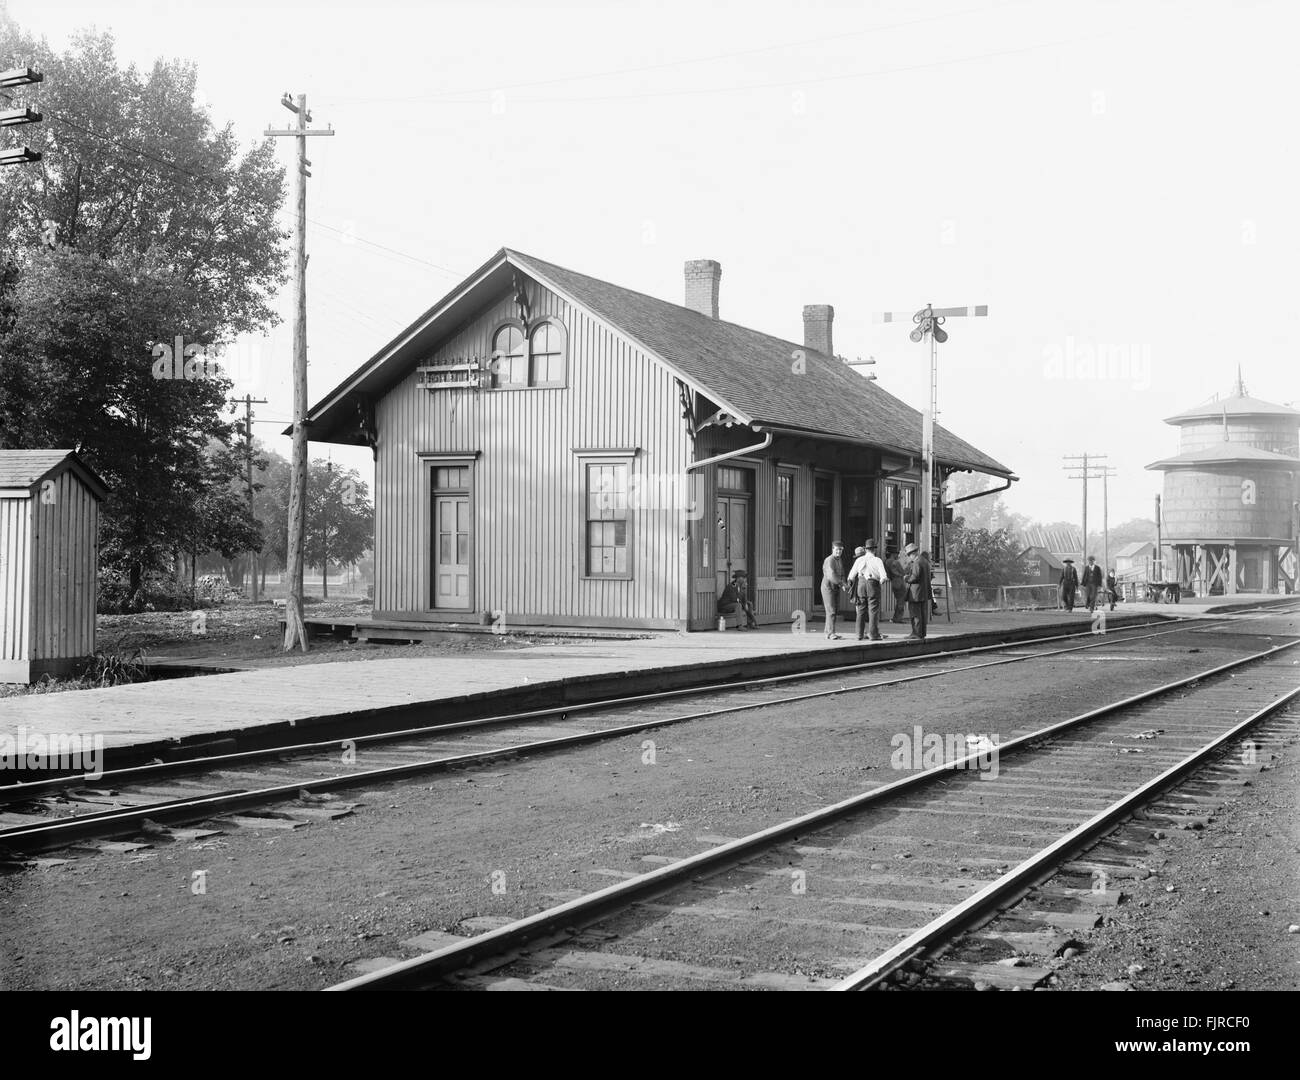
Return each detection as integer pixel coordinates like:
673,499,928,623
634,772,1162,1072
0,449,109,500
302,248,1013,478
1145,442,1300,470
1164,393,1300,425
1114,541,1154,559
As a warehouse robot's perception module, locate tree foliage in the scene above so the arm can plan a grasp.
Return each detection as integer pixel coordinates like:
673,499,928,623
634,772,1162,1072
946,516,1030,588
0,17,287,604
304,460,374,596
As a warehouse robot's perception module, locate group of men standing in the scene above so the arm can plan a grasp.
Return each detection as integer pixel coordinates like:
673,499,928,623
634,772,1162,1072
1058,555,1119,613
820,539,933,642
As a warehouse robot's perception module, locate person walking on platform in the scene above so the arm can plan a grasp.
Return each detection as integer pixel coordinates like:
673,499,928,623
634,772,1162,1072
886,549,908,624
1105,567,1119,611
848,539,890,641
820,540,846,639
1058,558,1079,612
903,542,933,640
1082,555,1103,612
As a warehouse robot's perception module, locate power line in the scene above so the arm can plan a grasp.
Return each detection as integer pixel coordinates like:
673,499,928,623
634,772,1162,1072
320,0,1017,105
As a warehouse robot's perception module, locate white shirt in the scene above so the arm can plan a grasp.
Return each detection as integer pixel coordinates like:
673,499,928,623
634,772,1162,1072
848,551,889,587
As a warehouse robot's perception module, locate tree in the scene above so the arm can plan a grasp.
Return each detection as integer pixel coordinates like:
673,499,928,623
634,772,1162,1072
0,19,287,603
946,516,1030,589
945,472,1030,535
303,460,373,599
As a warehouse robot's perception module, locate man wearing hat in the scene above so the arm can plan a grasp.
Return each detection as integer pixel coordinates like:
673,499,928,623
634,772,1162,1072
903,542,933,640
717,569,758,629
885,548,908,623
848,539,890,641
820,540,847,639
1058,558,1079,612
1081,555,1103,612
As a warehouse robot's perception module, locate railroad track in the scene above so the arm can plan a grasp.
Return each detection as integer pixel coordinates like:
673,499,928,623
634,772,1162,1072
0,612,1281,856
322,635,1300,991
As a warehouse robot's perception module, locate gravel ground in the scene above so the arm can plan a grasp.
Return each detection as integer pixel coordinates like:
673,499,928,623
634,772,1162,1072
1036,710,1300,992
0,617,1294,991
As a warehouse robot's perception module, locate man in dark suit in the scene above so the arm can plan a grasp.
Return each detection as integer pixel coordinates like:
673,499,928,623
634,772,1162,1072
1059,558,1079,611
903,542,932,640
885,550,908,623
1082,555,1103,612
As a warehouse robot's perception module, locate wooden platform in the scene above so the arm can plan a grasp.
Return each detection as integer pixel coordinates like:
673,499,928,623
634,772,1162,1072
0,603,1271,774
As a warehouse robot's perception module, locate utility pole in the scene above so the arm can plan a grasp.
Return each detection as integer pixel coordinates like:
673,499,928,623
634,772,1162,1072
265,93,333,651
876,303,988,558
1063,453,1107,562
1100,465,1117,573
234,394,269,600
0,67,44,167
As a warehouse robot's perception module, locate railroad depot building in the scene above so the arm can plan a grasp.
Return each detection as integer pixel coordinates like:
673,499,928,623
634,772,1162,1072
302,249,1014,631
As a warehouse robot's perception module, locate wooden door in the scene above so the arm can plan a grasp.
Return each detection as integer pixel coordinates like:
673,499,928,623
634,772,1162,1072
715,496,750,594
434,494,470,609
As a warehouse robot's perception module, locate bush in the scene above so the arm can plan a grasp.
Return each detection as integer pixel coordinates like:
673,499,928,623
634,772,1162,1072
97,571,220,614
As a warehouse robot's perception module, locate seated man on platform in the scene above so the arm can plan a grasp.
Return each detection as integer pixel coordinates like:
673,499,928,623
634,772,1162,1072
717,570,759,629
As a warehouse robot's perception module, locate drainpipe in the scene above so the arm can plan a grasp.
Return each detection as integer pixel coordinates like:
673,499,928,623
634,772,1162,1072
684,430,774,471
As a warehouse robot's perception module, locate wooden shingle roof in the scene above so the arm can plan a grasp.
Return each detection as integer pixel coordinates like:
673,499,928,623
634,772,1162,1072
507,251,1012,477
302,248,1012,477
0,449,109,499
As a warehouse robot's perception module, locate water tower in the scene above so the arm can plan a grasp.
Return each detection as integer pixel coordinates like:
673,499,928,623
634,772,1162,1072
1146,371,1299,595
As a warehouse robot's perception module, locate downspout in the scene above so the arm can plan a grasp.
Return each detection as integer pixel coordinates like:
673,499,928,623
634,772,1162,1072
684,430,773,471
946,473,1016,505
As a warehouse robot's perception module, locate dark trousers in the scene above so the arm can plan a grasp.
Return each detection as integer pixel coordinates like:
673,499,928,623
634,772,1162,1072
908,599,928,639
855,585,882,640
1084,584,1099,611
891,588,907,622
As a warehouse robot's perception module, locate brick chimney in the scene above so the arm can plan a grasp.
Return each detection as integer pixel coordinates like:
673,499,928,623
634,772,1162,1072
803,304,834,357
684,259,721,318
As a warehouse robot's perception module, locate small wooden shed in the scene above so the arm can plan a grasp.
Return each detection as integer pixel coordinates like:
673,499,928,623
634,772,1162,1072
0,450,109,683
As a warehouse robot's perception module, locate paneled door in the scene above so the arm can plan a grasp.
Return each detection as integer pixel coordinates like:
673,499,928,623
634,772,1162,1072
715,496,751,594
434,494,470,609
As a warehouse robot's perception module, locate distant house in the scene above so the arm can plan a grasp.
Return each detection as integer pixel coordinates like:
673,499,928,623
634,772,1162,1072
1020,544,1066,586
299,249,1014,630
1114,541,1156,577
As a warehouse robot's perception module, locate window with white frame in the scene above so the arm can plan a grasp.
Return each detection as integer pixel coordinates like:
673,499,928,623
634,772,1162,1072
584,460,631,577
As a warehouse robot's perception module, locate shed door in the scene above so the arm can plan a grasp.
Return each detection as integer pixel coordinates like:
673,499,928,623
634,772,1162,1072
434,495,470,609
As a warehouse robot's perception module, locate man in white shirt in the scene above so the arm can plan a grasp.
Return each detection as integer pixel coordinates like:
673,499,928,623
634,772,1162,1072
847,538,890,641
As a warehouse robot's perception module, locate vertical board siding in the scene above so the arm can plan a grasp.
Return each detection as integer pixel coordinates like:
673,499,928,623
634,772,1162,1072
375,281,689,625
0,497,32,661
27,472,99,662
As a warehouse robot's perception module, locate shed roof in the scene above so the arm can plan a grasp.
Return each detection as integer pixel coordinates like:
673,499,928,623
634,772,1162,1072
301,248,1014,479
1019,525,1082,555
0,449,108,500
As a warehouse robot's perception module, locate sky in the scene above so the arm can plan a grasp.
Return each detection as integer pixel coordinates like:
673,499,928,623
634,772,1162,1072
9,0,1298,528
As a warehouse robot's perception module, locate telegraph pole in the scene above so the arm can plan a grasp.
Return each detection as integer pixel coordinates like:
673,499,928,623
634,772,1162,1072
265,94,333,651
234,394,269,600
1063,453,1108,562
0,67,44,167
1101,465,1117,573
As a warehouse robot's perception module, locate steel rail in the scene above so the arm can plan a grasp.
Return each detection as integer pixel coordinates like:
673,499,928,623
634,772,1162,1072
0,610,1264,804
0,617,1262,849
323,636,1300,990
829,681,1300,990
